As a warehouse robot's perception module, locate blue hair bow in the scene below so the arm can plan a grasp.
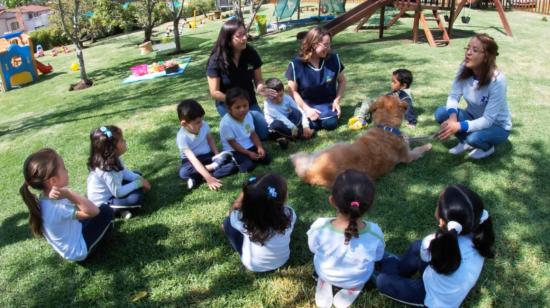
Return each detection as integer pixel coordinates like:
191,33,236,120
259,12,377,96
100,126,112,138
267,186,278,199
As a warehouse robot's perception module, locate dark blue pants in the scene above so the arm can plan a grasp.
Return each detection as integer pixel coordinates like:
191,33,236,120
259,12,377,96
232,146,271,173
179,152,238,184
269,107,303,137
307,102,339,131
109,172,144,212
376,240,427,306
80,204,114,254
434,106,510,151
223,216,243,255
216,102,269,141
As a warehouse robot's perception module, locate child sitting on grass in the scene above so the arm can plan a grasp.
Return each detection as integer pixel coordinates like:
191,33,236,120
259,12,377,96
391,68,417,128
222,173,297,272
263,78,314,149
21,148,114,261
219,87,271,172
350,68,417,129
87,125,151,220
308,170,385,308
176,99,237,190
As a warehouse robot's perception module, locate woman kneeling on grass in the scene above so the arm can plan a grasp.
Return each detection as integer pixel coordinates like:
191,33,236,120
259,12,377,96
435,33,512,159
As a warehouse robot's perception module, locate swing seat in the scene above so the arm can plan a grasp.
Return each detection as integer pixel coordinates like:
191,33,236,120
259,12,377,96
461,15,470,23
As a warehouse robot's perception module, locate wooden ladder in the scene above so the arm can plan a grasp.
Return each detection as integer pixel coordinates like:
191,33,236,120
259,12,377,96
413,9,450,47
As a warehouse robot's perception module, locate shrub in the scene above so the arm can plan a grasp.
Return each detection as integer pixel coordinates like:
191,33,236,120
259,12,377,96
30,27,71,51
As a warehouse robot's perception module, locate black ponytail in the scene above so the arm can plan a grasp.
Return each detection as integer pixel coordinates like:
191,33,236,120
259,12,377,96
473,216,495,258
429,229,462,274
331,170,375,245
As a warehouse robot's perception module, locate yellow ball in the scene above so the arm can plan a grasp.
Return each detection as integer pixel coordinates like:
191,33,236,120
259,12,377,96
70,63,79,71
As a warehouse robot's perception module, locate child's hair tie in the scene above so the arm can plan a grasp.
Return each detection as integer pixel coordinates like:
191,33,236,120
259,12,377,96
479,209,490,224
267,186,278,199
350,201,360,208
447,221,463,234
100,126,113,139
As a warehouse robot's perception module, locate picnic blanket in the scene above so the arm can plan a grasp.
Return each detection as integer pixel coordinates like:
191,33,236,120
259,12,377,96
122,57,191,84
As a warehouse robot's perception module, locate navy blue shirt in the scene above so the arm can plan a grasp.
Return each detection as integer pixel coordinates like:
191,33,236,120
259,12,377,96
207,45,262,106
285,53,344,106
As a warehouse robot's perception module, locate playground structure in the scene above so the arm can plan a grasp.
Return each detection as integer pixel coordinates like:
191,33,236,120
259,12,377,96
0,32,52,92
288,0,513,47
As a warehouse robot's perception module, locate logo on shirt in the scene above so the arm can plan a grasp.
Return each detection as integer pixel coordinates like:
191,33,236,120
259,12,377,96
481,96,489,104
244,123,252,133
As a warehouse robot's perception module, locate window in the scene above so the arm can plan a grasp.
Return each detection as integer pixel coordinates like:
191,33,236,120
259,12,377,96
10,21,19,31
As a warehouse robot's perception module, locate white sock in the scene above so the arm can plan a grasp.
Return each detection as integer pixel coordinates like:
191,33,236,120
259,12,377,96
333,287,362,308
315,279,333,308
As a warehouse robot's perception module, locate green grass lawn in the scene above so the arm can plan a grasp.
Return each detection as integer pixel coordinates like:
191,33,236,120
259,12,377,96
1,7,549,306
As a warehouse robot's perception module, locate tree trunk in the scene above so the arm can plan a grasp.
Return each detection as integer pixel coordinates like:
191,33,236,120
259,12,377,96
173,18,181,52
57,0,90,83
75,46,88,82
144,26,153,42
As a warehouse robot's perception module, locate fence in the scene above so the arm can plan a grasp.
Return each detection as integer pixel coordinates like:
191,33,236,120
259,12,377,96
510,0,550,14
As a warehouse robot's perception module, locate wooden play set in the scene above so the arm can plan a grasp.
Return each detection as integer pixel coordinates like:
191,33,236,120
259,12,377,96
294,0,513,46
0,32,52,92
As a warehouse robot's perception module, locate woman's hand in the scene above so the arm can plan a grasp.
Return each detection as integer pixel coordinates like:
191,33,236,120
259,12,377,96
205,176,222,190
438,119,461,140
257,83,278,100
332,99,341,118
306,106,321,121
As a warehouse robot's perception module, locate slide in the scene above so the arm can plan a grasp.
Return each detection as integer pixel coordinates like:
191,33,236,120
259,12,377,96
323,0,393,35
35,60,53,74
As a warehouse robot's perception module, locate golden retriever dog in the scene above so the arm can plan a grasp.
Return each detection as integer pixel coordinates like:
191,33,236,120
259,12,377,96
291,95,432,187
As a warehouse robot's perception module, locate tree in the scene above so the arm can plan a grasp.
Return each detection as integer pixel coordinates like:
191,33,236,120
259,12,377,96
53,0,91,87
133,0,161,43
167,0,185,53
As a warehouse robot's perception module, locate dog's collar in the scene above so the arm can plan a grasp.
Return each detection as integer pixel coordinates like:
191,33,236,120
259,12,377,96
377,124,402,136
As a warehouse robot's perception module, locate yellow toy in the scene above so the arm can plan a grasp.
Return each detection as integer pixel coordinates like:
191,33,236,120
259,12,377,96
348,116,368,130
70,63,79,71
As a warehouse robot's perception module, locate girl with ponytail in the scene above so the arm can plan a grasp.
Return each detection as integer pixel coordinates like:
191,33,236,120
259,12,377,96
307,170,384,308
376,184,495,307
20,148,114,261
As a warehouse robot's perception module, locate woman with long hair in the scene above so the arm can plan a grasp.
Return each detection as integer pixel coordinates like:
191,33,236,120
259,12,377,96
435,34,512,159
206,19,275,140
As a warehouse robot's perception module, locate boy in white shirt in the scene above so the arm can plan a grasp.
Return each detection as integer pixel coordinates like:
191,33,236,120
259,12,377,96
177,99,237,190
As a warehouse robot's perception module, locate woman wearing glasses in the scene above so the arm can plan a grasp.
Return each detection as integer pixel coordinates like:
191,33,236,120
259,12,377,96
435,34,512,159
207,19,275,140
286,27,347,131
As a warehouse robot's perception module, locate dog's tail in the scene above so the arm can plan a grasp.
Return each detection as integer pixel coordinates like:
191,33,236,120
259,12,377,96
290,152,315,179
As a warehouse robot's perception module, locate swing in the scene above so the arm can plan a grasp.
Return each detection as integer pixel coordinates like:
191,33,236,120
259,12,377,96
461,0,471,24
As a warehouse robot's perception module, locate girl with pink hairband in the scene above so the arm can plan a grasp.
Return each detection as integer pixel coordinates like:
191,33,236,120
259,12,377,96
307,170,385,308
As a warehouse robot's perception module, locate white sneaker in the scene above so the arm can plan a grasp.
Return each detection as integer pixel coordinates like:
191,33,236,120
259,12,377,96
467,146,495,159
120,210,132,220
315,279,333,308
448,142,473,155
187,178,195,190
333,288,362,308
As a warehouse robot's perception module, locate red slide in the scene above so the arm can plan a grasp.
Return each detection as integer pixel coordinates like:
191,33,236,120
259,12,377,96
35,60,53,74
324,0,394,35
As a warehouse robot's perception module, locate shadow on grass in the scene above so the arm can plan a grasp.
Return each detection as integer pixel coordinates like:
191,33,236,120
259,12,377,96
0,212,29,249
